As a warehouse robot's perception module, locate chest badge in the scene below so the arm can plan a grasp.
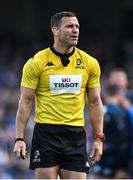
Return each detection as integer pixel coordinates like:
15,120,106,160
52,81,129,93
75,59,84,69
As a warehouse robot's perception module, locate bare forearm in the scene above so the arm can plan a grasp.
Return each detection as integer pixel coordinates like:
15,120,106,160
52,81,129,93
16,98,33,138
88,98,104,134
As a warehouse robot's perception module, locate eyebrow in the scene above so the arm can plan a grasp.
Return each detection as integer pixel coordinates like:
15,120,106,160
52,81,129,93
65,24,80,28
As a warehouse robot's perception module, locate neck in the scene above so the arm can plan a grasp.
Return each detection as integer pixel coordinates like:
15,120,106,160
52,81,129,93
53,42,74,54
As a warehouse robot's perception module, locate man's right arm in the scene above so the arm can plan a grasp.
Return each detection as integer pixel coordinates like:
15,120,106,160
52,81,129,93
13,87,35,159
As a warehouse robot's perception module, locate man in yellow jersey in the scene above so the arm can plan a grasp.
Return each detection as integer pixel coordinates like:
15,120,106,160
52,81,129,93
13,11,104,179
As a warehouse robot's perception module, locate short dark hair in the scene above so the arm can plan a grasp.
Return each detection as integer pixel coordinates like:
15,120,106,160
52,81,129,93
50,11,76,28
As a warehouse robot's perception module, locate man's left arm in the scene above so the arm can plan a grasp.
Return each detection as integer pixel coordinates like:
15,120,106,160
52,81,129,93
87,86,104,165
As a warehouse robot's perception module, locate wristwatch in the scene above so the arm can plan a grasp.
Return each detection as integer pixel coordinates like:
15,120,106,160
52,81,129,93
95,133,105,142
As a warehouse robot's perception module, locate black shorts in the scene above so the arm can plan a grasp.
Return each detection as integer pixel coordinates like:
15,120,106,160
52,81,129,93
29,123,89,173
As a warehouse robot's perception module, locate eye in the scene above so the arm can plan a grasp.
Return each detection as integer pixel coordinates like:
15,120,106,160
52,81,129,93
75,25,80,29
66,24,80,29
66,25,74,28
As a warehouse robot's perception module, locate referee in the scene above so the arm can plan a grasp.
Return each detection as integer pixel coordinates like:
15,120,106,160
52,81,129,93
13,11,104,179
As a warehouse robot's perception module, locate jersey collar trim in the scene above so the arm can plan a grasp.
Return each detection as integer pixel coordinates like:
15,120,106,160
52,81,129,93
49,46,75,58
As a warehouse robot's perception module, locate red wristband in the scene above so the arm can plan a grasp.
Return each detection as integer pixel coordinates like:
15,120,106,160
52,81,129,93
95,133,105,142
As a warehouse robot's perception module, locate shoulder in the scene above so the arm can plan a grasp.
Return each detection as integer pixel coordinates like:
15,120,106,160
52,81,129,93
75,47,100,72
33,47,51,62
24,47,50,69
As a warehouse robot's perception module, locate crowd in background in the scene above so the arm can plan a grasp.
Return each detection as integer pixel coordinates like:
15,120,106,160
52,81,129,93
0,37,133,179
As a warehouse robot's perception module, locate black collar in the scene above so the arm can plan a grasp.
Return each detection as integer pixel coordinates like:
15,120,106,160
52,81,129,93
50,46,75,58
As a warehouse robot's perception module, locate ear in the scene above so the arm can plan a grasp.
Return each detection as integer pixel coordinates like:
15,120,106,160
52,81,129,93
51,27,59,36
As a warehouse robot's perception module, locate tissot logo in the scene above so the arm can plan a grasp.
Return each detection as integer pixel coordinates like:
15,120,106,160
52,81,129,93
46,61,55,66
50,75,82,94
75,59,84,69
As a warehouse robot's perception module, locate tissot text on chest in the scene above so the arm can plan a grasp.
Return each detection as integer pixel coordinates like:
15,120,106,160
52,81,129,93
53,82,79,88
49,75,82,94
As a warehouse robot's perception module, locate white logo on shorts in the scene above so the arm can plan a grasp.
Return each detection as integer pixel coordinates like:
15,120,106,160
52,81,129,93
33,150,41,163
85,161,90,168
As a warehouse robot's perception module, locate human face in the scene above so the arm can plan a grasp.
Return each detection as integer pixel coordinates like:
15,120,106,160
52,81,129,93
109,72,128,89
55,16,80,47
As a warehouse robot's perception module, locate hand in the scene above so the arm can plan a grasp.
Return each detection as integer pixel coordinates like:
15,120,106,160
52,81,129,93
119,97,131,110
89,139,103,166
13,140,27,159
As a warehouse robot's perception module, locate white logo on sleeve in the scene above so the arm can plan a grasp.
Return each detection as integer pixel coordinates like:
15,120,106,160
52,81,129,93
50,75,82,94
